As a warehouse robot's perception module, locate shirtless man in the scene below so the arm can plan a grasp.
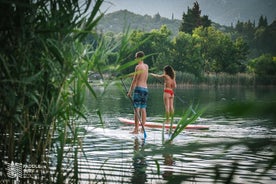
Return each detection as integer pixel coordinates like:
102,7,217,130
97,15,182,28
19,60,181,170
127,51,148,134
151,65,176,125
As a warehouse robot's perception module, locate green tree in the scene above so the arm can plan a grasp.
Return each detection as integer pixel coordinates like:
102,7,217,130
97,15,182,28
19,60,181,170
235,20,255,47
248,54,276,76
254,20,276,55
193,27,248,74
234,37,249,72
128,25,172,72
150,25,173,70
153,12,161,22
233,16,276,58
179,1,211,34
258,15,268,28
171,31,203,77
266,21,276,55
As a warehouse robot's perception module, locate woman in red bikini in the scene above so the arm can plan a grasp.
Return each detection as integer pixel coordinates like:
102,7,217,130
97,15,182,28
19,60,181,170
151,65,176,125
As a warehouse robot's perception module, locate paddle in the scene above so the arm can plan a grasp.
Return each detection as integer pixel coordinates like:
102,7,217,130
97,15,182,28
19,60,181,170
121,79,147,139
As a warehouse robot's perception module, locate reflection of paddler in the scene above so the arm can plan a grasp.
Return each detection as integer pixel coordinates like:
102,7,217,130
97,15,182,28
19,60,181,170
131,138,147,184
162,153,174,180
162,142,175,180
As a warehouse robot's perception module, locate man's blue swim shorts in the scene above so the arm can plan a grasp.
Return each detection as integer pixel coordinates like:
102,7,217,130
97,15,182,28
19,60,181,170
133,86,148,108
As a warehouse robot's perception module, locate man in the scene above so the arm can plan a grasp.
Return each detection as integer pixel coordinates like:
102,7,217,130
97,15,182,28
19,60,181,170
127,51,148,134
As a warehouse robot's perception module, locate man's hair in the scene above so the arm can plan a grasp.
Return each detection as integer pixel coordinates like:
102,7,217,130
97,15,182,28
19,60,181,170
135,51,145,58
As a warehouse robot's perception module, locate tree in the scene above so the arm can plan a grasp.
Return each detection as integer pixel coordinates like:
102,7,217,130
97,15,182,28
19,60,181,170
128,25,172,72
179,1,211,34
153,13,161,22
171,32,203,77
234,37,249,72
258,15,268,28
235,20,255,48
248,54,276,76
254,20,276,55
193,27,248,74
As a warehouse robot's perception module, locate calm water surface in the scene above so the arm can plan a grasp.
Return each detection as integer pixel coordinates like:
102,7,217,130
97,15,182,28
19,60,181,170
77,84,276,183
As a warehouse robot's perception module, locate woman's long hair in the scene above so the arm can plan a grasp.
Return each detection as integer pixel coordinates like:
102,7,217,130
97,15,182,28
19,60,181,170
164,65,175,79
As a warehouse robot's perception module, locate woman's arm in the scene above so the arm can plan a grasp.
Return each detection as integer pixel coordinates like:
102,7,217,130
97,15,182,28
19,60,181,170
150,73,164,78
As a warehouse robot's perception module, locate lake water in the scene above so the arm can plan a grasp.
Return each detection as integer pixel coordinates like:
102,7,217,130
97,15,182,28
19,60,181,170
77,83,276,183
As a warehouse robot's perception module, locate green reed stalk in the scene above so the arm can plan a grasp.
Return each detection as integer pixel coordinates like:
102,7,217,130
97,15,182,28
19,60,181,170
168,105,203,142
1,0,143,182
0,0,107,182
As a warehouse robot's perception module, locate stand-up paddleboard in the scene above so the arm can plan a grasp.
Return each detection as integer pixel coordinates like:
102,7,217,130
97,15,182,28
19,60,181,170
85,126,145,140
118,117,209,130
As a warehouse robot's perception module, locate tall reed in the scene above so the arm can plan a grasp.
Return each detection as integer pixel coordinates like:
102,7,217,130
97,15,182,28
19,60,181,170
0,0,106,182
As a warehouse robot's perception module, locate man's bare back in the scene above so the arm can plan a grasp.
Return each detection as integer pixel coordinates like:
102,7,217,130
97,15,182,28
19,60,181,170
134,62,148,88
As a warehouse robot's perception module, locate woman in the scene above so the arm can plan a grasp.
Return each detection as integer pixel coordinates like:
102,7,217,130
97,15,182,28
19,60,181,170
151,65,176,125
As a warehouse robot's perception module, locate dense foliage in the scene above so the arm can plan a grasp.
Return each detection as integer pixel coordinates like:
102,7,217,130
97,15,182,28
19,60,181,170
96,3,276,84
0,0,118,182
0,0,146,180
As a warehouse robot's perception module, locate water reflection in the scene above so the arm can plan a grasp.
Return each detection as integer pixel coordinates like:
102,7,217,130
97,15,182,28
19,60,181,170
82,85,276,183
162,142,175,180
131,138,147,184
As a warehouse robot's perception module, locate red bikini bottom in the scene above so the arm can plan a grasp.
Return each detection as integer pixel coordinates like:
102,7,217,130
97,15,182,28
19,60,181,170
164,89,174,96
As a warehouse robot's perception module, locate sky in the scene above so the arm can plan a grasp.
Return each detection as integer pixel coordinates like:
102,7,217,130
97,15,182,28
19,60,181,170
100,0,276,26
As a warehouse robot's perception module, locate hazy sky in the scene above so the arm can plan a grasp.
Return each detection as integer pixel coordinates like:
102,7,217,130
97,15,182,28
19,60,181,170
100,0,276,26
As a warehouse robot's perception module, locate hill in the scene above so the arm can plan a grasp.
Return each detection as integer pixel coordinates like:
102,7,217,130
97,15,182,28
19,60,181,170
99,0,276,27
96,10,182,36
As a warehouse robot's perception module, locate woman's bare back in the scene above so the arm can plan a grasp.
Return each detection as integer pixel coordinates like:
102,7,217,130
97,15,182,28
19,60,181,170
164,75,176,89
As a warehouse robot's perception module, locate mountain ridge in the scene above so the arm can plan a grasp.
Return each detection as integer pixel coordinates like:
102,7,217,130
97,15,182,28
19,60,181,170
100,0,276,26
96,9,226,36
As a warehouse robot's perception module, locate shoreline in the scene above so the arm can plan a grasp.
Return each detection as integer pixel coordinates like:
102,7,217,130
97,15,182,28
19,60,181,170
147,83,276,89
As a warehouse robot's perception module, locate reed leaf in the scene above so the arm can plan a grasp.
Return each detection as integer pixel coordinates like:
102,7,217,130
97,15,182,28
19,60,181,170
0,0,154,182
169,105,203,142
47,39,64,66
154,160,161,176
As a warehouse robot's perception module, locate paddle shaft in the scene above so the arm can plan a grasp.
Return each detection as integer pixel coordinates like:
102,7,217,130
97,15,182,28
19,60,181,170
121,79,147,138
